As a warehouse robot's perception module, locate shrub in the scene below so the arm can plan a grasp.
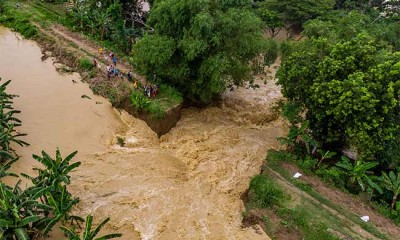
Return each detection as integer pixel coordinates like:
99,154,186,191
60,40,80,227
248,174,287,209
78,58,93,71
147,102,165,119
297,156,317,174
130,90,149,110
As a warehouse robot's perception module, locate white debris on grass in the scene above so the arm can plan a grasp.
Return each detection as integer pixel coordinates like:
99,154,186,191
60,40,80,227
360,216,370,222
293,172,302,179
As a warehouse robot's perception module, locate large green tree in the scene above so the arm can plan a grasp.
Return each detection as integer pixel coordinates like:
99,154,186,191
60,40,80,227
260,0,335,33
277,33,400,160
131,0,265,104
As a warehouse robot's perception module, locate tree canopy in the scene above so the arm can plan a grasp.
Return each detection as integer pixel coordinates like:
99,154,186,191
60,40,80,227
131,0,265,104
278,28,400,161
255,0,335,33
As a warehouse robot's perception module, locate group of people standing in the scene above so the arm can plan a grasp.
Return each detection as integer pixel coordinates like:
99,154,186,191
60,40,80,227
95,47,159,97
144,83,159,97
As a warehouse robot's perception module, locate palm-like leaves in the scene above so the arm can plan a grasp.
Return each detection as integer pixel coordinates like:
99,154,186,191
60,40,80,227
0,158,18,179
61,215,122,240
0,182,52,240
335,156,380,192
381,171,400,209
30,149,80,187
22,149,83,235
0,80,29,163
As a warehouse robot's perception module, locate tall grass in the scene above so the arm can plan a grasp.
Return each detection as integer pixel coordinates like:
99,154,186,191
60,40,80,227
0,1,38,39
78,58,94,70
247,174,287,209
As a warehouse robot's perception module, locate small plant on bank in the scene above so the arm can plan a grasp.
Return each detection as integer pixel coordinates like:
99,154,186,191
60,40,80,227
248,174,287,209
78,58,94,71
60,215,122,240
0,80,29,163
0,158,18,179
335,156,381,192
380,171,400,209
130,90,149,111
0,181,52,240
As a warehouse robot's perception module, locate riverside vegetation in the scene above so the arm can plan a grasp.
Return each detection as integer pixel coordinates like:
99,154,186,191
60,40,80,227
246,0,400,239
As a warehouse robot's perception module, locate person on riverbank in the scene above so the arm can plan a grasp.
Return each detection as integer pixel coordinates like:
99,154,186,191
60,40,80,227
152,84,158,97
93,58,97,68
109,51,114,60
112,56,117,66
133,80,138,89
114,67,119,77
127,70,133,82
99,47,103,55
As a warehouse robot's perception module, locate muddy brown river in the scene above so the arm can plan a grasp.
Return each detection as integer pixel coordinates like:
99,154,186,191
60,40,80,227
0,27,285,239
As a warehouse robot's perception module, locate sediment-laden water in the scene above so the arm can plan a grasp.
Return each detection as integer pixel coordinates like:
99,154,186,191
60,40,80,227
0,27,285,240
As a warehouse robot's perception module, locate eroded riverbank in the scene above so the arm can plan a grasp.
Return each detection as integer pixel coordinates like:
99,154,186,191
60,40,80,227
1,27,285,239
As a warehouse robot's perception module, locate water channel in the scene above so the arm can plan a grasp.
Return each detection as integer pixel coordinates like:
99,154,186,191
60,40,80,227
0,27,285,240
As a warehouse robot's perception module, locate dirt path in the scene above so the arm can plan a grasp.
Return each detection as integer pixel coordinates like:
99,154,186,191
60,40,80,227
35,22,146,85
51,24,146,83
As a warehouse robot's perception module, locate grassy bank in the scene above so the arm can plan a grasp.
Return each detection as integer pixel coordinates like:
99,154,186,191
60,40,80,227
0,1,38,38
243,150,390,239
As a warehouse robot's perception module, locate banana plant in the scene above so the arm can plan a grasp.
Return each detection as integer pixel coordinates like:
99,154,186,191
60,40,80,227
0,80,29,163
21,149,82,235
42,186,83,236
26,149,81,191
380,171,400,209
315,149,336,169
0,182,52,240
335,156,381,192
0,158,18,179
61,215,122,240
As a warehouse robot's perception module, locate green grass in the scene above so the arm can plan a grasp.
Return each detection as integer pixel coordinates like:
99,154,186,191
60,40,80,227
0,1,38,38
0,0,66,37
147,84,182,119
78,58,94,71
277,205,340,240
263,150,389,240
247,174,288,209
130,84,182,119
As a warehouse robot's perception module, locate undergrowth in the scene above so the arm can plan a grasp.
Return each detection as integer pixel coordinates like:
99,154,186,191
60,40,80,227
0,1,38,38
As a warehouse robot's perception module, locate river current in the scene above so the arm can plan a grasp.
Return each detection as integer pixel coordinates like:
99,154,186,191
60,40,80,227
0,27,285,240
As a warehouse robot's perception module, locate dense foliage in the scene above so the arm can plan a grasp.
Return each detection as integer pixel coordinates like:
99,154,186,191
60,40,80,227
278,33,400,161
132,0,266,104
67,0,147,53
275,4,400,223
254,0,335,34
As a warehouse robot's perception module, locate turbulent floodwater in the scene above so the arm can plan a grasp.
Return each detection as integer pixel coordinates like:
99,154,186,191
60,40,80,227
0,27,285,240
